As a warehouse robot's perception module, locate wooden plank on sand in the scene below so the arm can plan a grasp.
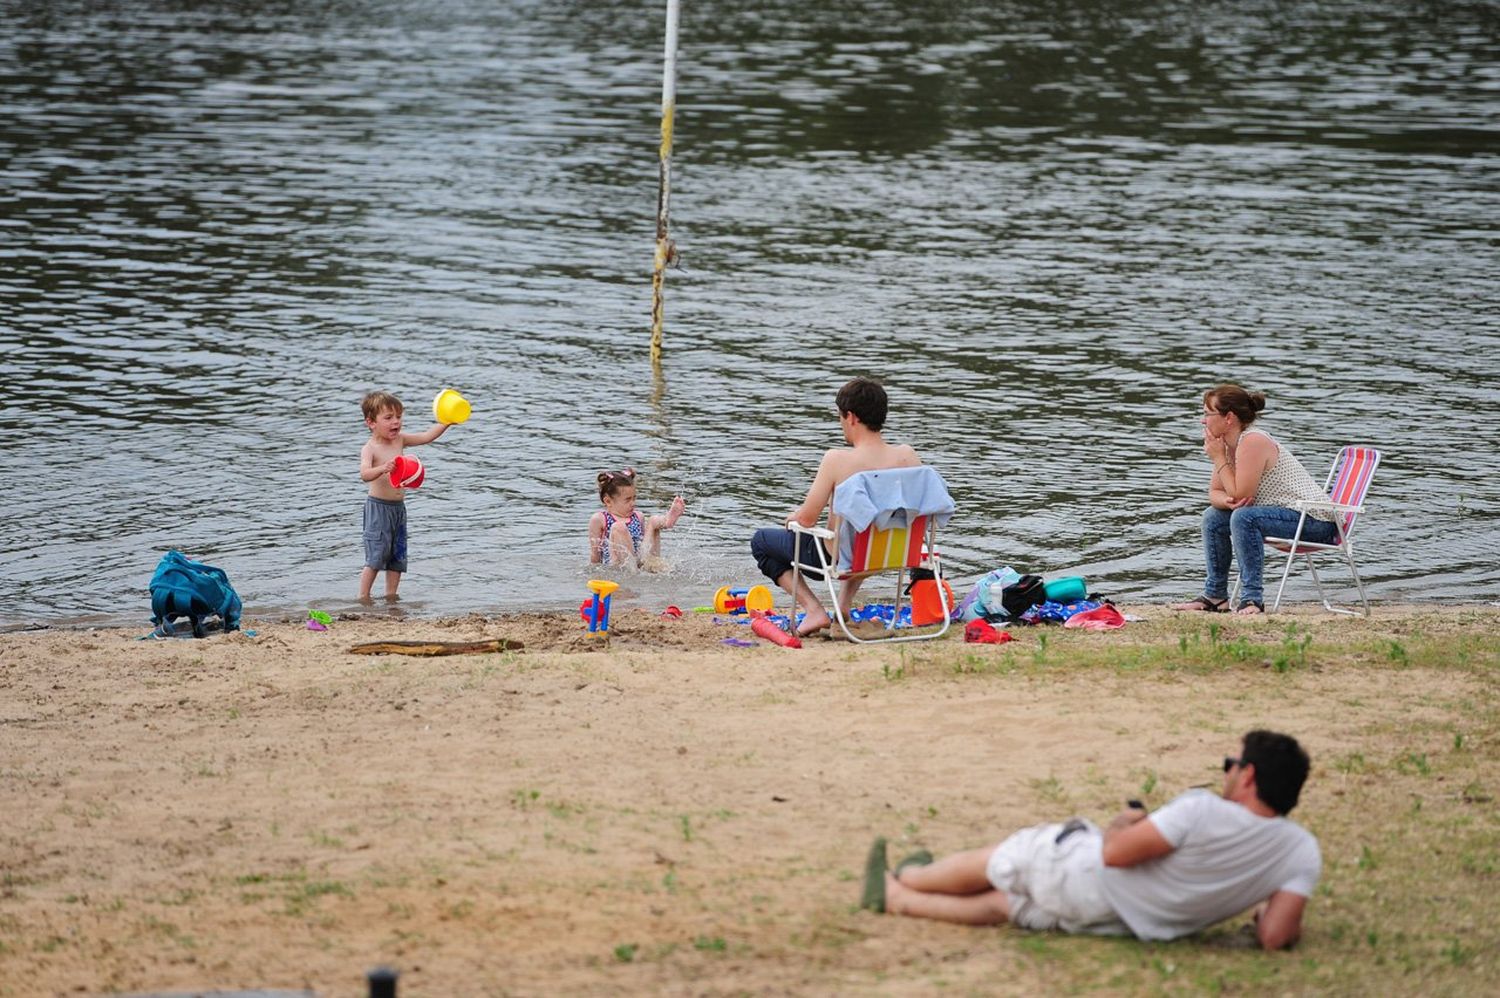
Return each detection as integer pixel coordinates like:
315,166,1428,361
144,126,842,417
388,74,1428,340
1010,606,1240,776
346,638,525,656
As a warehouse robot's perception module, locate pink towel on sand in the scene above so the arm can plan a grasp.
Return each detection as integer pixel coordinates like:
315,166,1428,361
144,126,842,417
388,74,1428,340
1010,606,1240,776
1063,605,1126,630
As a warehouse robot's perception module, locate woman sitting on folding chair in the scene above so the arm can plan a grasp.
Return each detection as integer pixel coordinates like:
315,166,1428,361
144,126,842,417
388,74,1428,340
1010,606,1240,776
1171,383,1338,616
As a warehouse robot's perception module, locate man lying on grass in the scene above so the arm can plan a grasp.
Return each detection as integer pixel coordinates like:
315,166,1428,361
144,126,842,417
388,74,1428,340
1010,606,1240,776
863,730,1317,950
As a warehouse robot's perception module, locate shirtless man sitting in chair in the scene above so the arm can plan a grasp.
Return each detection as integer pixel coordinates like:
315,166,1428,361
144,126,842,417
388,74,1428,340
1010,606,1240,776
749,377,920,636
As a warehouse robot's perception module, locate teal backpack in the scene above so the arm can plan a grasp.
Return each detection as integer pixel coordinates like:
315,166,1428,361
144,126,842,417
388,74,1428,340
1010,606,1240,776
149,551,242,637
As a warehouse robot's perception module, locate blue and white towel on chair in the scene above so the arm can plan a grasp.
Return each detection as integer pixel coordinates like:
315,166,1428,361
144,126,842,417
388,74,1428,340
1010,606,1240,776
829,466,956,572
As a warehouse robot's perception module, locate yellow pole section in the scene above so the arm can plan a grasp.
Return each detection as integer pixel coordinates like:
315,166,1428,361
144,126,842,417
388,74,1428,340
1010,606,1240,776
650,0,681,362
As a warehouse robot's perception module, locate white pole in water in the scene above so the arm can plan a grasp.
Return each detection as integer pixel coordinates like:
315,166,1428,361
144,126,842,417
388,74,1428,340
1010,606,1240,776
649,0,680,362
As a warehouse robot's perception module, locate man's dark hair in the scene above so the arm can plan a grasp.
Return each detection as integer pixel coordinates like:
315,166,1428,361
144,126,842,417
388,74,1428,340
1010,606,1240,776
836,377,888,431
1241,730,1311,815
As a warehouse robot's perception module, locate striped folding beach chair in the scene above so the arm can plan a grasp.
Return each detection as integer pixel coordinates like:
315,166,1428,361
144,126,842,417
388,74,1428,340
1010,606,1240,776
788,466,955,643
1238,446,1383,616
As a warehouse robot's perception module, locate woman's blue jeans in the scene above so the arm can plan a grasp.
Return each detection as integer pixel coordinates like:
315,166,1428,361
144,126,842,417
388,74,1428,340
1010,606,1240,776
1201,505,1340,606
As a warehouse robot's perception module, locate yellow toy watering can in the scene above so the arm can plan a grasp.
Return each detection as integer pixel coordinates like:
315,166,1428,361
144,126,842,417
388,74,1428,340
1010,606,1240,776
433,388,472,425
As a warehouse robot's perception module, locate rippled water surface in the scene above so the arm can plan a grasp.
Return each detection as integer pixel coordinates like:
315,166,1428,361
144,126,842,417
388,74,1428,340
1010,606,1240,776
3,0,1497,625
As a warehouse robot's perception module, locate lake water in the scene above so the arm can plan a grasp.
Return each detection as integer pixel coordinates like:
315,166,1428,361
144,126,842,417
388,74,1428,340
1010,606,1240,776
2,0,1497,626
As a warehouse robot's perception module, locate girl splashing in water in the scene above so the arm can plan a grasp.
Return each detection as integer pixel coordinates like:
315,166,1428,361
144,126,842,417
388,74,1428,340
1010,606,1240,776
588,467,686,568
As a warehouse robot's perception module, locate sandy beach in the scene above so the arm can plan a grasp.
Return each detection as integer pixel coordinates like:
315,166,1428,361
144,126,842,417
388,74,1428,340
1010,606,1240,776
1,603,1496,996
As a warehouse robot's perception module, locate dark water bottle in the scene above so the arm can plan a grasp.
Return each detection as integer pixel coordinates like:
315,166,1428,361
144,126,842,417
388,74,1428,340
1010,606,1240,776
367,966,399,998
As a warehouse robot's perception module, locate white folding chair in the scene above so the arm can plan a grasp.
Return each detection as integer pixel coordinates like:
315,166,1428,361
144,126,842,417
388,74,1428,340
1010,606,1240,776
788,466,955,644
1234,446,1382,616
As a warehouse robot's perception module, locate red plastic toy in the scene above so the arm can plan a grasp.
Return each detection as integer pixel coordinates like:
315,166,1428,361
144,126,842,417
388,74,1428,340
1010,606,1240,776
749,612,802,649
389,455,425,489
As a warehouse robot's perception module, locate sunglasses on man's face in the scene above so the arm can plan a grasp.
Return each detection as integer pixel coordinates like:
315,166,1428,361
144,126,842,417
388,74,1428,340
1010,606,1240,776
1223,756,1245,772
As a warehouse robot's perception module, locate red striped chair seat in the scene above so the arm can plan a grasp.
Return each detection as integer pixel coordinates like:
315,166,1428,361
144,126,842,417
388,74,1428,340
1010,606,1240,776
843,515,928,577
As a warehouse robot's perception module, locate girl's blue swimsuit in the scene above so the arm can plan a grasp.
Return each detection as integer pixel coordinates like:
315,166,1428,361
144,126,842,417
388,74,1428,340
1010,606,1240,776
601,510,645,564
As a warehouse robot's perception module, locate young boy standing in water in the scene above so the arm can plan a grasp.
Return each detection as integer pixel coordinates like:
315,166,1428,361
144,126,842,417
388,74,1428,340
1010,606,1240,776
358,390,454,601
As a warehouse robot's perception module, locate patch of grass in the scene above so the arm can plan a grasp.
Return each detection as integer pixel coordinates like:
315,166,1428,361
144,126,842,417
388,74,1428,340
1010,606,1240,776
1396,752,1431,777
1220,636,1253,662
440,899,473,921
1333,751,1367,774
140,915,195,948
1442,938,1472,966
1029,776,1066,805
693,935,727,952
1273,626,1313,673
185,756,223,779
1460,781,1493,805
283,879,352,917
613,942,638,963
913,618,1498,682
546,800,585,819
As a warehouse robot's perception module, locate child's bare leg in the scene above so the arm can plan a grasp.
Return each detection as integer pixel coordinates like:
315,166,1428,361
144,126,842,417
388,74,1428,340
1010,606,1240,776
609,522,636,568
645,498,685,558
384,570,401,600
358,567,378,602
662,495,685,528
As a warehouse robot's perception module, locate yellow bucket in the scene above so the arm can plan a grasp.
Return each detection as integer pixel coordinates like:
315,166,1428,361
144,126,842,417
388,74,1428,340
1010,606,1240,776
432,388,471,425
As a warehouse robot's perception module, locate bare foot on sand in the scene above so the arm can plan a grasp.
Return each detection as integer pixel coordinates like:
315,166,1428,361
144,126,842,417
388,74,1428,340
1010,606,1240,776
883,872,907,915
797,609,831,637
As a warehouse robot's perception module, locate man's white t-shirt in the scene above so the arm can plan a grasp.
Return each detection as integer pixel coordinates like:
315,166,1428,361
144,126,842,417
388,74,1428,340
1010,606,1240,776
1098,789,1321,941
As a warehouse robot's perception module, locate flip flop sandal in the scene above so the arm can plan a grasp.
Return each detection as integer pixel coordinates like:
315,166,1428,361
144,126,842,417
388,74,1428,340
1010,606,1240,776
1175,595,1228,613
860,837,889,912
1235,601,1265,615
894,849,934,877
